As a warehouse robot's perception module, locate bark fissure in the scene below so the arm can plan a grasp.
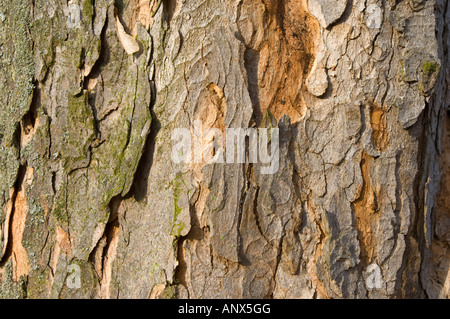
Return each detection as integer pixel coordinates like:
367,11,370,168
0,0,448,299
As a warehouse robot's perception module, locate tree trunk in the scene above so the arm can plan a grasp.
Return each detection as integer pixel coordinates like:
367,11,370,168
0,0,448,299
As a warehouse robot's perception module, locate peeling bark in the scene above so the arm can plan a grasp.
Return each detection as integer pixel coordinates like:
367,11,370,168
0,0,448,299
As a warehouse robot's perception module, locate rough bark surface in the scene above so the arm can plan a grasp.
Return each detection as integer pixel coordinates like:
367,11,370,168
0,0,448,299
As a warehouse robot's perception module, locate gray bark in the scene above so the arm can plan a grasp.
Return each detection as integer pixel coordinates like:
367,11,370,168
0,0,448,299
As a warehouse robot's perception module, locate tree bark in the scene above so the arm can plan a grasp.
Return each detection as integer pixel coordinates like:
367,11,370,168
0,0,448,299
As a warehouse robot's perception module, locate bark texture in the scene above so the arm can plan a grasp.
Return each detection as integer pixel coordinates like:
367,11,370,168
0,0,448,299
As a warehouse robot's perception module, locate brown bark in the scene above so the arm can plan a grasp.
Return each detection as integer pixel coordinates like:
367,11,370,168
0,0,448,299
